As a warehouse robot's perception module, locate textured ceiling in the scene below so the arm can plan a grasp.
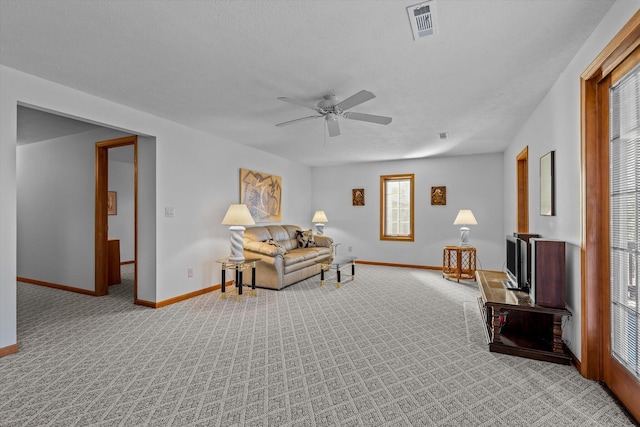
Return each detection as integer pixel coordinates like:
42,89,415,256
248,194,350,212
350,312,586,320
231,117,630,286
1,0,615,166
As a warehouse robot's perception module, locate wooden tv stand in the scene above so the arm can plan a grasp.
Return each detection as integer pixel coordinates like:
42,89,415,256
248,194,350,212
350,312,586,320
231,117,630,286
476,270,572,364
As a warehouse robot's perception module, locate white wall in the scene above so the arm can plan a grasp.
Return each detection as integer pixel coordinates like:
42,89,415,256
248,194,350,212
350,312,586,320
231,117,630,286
137,136,157,303
311,153,504,270
0,65,313,350
503,0,640,360
108,152,135,262
17,128,130,290
0,75,18,351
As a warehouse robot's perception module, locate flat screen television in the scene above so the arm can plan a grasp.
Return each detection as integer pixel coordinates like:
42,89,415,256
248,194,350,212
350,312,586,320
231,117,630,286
506,235,518,284
505,235,521,288
506,234,529,291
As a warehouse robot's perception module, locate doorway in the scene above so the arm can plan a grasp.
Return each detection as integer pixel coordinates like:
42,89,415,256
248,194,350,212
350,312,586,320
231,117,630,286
581,11,640,422
95,136,138,299
516,146,529,233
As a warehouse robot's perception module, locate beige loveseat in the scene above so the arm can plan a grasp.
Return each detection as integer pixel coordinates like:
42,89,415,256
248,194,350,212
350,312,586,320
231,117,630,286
242,225,333,290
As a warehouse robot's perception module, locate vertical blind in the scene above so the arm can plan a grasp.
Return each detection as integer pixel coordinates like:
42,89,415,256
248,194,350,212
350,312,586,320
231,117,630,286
610,62,640,380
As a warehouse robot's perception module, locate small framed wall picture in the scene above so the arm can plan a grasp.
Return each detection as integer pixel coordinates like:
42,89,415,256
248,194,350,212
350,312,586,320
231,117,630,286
431,186,446,205
107,191,117,215
540,150,555,216
352,188,365,206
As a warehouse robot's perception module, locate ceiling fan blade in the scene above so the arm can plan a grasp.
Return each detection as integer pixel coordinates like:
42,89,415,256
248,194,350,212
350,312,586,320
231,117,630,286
326,116,340,137
275,115,323,127
335,90,376,111
343,112,392,125
277,97,319,112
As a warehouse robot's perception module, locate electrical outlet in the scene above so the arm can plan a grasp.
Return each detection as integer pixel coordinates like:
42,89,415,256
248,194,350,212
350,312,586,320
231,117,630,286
348,246,352,252
187,267,193,278
165,207,175,217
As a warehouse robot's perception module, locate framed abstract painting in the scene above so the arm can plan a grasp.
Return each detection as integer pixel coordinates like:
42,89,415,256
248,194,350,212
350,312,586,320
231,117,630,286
239,168,282,222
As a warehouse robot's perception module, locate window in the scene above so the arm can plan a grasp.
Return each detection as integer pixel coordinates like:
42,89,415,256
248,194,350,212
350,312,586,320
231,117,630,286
380,174,414,241
609,62,639,381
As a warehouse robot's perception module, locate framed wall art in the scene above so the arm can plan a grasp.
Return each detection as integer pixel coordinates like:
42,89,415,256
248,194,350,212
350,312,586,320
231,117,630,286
352,188,365,206
540,150,555,216
239,168,282,222
431,186,446,205
107,191,117,215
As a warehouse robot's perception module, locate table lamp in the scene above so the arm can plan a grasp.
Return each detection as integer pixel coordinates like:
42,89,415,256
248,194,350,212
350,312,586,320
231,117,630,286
221,204,255,262
312,210,328,235
453,209,477,246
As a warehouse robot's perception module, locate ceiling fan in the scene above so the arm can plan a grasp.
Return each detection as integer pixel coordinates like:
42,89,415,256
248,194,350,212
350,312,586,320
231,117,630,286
275,90,392,137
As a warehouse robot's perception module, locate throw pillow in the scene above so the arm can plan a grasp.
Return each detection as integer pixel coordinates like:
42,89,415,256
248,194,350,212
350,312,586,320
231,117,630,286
296,229,316,248
262,239,284,250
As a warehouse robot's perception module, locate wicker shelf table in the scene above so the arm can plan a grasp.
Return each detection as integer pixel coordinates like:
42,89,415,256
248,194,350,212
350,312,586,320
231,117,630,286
443,245,476,282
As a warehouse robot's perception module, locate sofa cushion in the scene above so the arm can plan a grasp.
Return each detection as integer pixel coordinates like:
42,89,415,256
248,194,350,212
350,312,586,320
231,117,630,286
296,229,316,248
244,226,273,244
265,225,289,241
283,246,331,266
262,238,285,250
261,225,298,251
244,240,286,256
281,225,303,251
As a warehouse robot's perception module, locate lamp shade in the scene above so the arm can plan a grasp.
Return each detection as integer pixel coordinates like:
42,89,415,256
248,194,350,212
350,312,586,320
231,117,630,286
453,209,478,225
221,204,255,226
312,210,329,223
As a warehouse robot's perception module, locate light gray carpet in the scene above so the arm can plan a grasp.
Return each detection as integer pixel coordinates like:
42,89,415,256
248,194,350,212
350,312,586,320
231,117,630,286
1,264,635,426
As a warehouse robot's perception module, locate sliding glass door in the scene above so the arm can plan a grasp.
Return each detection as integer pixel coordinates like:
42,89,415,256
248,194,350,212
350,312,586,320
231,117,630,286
581,13,640,421
609,61,640,383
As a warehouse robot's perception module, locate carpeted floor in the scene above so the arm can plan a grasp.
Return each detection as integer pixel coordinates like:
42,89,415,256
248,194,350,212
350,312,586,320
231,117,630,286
1,264,636,426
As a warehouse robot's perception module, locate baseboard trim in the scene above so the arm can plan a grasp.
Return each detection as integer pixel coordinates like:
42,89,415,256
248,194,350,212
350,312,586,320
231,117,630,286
155,285,220,308
144,282,230,309
134,299,157,308
18,275,230,309
356,260,441,271
17,277,97,296
566,346,582,372
137,263,446,308
17,262,457,310
0,343,19,358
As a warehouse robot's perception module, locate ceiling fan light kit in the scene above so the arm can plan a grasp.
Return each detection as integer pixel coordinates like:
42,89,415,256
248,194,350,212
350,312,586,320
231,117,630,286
275,90,392,137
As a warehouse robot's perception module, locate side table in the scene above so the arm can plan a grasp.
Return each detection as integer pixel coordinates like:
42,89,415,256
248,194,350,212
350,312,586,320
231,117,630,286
320,256,357,288
442,246,476,282
216,258,260,300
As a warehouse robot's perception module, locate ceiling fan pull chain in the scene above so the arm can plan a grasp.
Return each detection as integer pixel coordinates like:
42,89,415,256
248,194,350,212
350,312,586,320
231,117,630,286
323,119,327,146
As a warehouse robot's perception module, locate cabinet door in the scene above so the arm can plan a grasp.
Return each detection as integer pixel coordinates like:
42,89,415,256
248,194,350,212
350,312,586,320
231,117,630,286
530,239,565,308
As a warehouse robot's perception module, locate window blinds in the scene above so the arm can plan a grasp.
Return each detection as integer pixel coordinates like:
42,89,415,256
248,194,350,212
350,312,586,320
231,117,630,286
610,62,640,380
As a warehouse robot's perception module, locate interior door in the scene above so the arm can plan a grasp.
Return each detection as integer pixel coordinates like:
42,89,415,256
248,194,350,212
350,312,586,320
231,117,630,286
516,146,529,233
95,135,138,299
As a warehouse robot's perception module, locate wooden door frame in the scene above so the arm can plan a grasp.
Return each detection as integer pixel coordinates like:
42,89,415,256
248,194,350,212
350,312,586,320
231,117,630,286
516,146,529,233
580,10,640,422
95,136,138,299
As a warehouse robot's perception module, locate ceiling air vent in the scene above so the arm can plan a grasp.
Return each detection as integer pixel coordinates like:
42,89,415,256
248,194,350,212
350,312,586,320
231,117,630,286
407,1,438,40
